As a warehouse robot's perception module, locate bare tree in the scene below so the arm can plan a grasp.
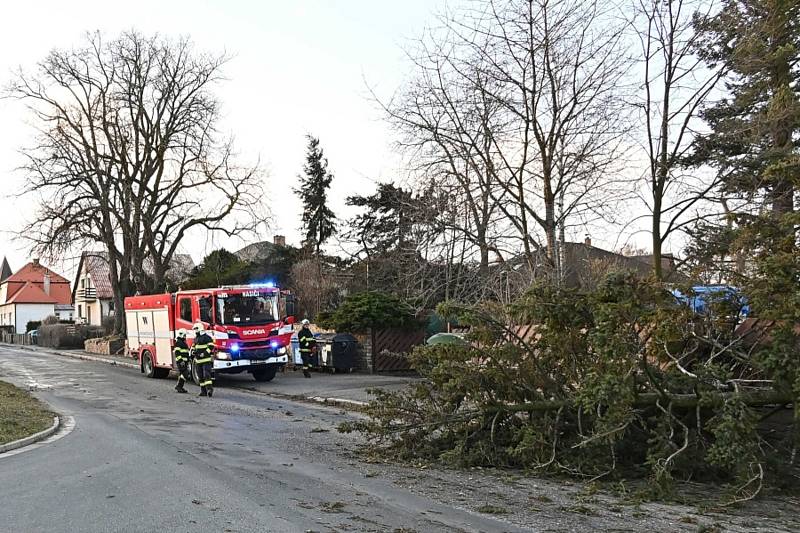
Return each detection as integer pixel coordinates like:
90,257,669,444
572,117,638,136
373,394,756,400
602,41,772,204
380,0,632,286
9,32,266,332
629,0,726,279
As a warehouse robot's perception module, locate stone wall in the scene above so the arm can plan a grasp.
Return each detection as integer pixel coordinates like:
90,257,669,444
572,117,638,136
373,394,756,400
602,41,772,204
353,331,373,373
85,337,125,356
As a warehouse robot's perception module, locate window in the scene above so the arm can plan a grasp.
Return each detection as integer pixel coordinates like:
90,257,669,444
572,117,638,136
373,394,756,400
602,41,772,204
216,293,278,325
199,296,213,323
78,305,82,318
179,298,192,322
108,300,115,313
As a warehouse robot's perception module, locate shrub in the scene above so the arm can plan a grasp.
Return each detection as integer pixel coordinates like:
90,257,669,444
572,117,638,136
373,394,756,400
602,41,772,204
38,324,104,349
317,291,420,333
41,315,60,326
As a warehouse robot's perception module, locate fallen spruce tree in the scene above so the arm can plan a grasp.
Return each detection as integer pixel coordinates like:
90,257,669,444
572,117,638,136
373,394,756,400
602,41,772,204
341,273,799,502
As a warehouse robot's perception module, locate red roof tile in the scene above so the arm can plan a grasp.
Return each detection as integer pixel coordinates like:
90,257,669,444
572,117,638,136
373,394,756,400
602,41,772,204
6,282,59,304
6,261,70,284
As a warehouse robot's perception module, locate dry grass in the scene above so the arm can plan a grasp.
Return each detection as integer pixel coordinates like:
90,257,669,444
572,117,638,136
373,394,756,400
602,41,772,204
0,380,54,445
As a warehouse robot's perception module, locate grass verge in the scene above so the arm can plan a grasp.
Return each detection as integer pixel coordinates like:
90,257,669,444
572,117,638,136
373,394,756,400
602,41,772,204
0,380,54,445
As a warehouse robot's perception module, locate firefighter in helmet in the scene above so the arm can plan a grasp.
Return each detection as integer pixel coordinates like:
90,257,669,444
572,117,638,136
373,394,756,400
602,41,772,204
192,322,215,397
174,329,191,393
297,319,316,378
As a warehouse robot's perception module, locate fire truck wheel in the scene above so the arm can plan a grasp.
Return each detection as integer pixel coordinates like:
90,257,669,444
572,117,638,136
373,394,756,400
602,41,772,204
142,350,156,378
252,365,278,383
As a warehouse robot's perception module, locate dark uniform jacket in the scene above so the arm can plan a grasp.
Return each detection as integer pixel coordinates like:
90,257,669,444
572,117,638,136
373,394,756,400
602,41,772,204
192,332,215,364
174,338,190,362
298,327,316,353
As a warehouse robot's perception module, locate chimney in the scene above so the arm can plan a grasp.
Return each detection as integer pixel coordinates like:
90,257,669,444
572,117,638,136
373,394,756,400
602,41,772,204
32,258,40,266
43,274,51,295
274,235,286,247
584,234,592,247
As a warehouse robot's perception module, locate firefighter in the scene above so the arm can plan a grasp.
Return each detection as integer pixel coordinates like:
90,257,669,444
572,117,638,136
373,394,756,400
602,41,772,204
297,319,316,378
174,329,191,393
192,322,215,397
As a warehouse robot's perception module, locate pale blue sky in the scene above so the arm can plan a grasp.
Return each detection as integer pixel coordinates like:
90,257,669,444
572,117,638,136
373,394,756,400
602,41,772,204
0,0,442,274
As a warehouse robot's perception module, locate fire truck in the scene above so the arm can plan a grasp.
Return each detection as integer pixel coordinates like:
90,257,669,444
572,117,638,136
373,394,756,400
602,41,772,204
124,283,296,383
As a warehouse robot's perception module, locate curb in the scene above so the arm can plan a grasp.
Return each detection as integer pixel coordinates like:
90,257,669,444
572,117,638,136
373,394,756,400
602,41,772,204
55,351,139,370
0,343,138,369
308,396,368,409
0,415,60,454
3,342,370,411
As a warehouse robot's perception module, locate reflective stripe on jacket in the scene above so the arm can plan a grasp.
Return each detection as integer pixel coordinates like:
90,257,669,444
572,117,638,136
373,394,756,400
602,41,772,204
298,328,316,353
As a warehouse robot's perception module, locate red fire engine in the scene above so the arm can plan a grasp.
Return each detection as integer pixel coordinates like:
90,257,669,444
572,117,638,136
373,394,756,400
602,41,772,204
124,283,296,383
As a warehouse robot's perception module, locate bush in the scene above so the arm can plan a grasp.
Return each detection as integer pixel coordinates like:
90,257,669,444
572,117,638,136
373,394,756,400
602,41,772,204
317,291,420,333
26,321,41,333
38,324,104,349
41,315,60,326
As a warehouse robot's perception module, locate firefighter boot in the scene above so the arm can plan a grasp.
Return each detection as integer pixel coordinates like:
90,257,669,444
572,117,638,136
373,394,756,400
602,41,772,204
199,386,208,397
207,386,213,398
303,367,311,378
175,384,187,393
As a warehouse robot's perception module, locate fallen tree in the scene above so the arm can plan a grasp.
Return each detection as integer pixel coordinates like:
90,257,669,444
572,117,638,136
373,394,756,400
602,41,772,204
342,274,799,502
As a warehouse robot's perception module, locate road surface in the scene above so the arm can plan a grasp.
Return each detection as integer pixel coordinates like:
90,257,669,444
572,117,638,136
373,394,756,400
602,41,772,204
0,345,526,533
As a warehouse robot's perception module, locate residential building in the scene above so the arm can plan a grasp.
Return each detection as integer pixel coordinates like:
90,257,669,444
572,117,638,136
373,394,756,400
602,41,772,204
0,259,73,333
72,251,196,325
72,252,115,326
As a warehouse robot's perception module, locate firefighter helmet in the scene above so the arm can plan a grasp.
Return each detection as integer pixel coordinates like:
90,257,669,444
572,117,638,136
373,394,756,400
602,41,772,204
192,322,205,334
301,319,310,325
177,329,187,339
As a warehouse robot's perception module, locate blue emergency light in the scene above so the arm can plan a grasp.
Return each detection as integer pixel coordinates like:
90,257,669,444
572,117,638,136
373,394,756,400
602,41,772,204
230,343,240,353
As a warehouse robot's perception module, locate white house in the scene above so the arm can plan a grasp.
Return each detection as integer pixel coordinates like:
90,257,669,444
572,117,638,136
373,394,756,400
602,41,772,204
72,252,115,326
0,259,74,333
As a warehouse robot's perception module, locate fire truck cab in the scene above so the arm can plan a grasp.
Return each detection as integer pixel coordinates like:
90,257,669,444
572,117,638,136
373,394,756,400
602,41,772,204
125,284,295,383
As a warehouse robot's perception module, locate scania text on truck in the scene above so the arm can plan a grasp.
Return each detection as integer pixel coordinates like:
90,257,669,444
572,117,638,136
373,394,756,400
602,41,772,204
124,284,297,383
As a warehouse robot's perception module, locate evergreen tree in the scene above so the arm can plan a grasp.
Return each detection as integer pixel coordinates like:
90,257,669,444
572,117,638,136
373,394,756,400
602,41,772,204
692,0,800,214
346,183,417,254
295,135,337,255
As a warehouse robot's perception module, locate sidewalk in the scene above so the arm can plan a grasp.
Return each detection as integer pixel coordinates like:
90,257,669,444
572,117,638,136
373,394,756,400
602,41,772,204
1,343,418,407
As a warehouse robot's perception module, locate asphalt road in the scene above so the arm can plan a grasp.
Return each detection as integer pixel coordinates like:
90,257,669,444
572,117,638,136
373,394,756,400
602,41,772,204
0,345,527,533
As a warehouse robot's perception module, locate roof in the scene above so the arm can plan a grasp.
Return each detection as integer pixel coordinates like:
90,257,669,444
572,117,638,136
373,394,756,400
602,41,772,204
6,261,70,284
1,261,73,305
0,258,11,282
73,252,115,299
74,251,197,299
5,281,59,304
236,241,279,263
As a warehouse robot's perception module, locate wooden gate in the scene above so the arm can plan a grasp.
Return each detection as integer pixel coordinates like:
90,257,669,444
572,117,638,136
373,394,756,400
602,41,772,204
372,328,426,372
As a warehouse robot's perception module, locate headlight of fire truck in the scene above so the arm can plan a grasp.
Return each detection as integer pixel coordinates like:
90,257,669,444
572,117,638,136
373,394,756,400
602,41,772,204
270,340,286,355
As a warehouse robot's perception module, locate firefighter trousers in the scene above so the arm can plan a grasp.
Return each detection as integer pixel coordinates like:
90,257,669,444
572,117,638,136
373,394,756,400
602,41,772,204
176,359,190,388
196,360,214,392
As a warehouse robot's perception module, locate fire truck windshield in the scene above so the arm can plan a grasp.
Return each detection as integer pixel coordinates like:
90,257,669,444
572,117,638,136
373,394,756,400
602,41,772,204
216,292,278,326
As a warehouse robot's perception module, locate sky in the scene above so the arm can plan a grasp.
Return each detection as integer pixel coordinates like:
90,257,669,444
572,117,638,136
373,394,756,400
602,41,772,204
0,0,669,280
0,0,442,276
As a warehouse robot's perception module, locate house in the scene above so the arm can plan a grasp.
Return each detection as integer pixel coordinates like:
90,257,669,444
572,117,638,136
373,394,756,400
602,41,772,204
235,235,287,262
73,252,115,326
0,259,74,333
72,251,197,325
